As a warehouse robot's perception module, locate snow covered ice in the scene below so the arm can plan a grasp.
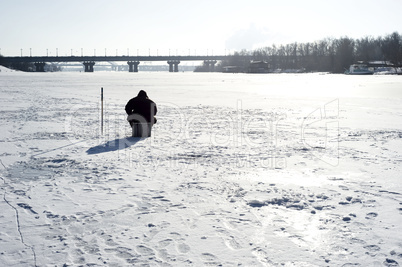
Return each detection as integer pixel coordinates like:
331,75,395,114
0,69,401,266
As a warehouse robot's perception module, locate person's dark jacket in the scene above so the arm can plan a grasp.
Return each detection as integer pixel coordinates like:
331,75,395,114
125,90,157,124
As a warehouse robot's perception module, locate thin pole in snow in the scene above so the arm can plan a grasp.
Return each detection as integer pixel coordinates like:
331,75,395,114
101,87,104,135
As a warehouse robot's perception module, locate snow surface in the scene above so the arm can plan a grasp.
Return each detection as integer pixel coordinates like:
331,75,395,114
0,70,401,266
0,65,17,72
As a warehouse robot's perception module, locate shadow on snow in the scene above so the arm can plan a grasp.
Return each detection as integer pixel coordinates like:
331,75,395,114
86,137,143,155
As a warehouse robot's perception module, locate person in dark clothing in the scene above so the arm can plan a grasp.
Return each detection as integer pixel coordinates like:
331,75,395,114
125,90,157,137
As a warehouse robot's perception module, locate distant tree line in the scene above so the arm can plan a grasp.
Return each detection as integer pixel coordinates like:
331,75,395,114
197,32,402,73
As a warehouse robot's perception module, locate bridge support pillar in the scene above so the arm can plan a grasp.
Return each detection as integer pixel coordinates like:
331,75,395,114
34,62,46,72
128,61,140,72
204,60,217,72
174,61,180,72
83,62,95,72
167,60,180,72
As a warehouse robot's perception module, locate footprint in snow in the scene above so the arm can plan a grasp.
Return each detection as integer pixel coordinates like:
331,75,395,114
158,238,174,248
17,203,38,214
365,212,378,219
217,227,242,250
364,244,381,252
176,243,191,254
107,247,136,259
136,245,155,255
224,236,242,250
384,258,399,267
201,252,218,262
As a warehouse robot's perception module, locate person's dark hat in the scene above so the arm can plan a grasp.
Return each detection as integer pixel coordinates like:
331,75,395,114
138,90,148,98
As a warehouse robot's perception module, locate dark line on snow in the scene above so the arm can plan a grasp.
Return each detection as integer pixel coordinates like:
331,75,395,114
0,159,38,267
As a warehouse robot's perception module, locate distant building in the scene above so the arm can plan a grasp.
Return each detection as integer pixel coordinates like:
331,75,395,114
248,61,269,73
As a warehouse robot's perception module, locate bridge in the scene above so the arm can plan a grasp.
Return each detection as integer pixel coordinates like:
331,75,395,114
0,55,231,72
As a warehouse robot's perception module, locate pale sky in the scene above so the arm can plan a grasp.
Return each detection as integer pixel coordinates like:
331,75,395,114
1,0,402,56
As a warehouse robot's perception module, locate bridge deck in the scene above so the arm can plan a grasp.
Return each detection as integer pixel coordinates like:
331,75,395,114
0,55,233,63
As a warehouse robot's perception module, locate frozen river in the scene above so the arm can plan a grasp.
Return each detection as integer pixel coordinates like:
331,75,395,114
0,70,401,266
